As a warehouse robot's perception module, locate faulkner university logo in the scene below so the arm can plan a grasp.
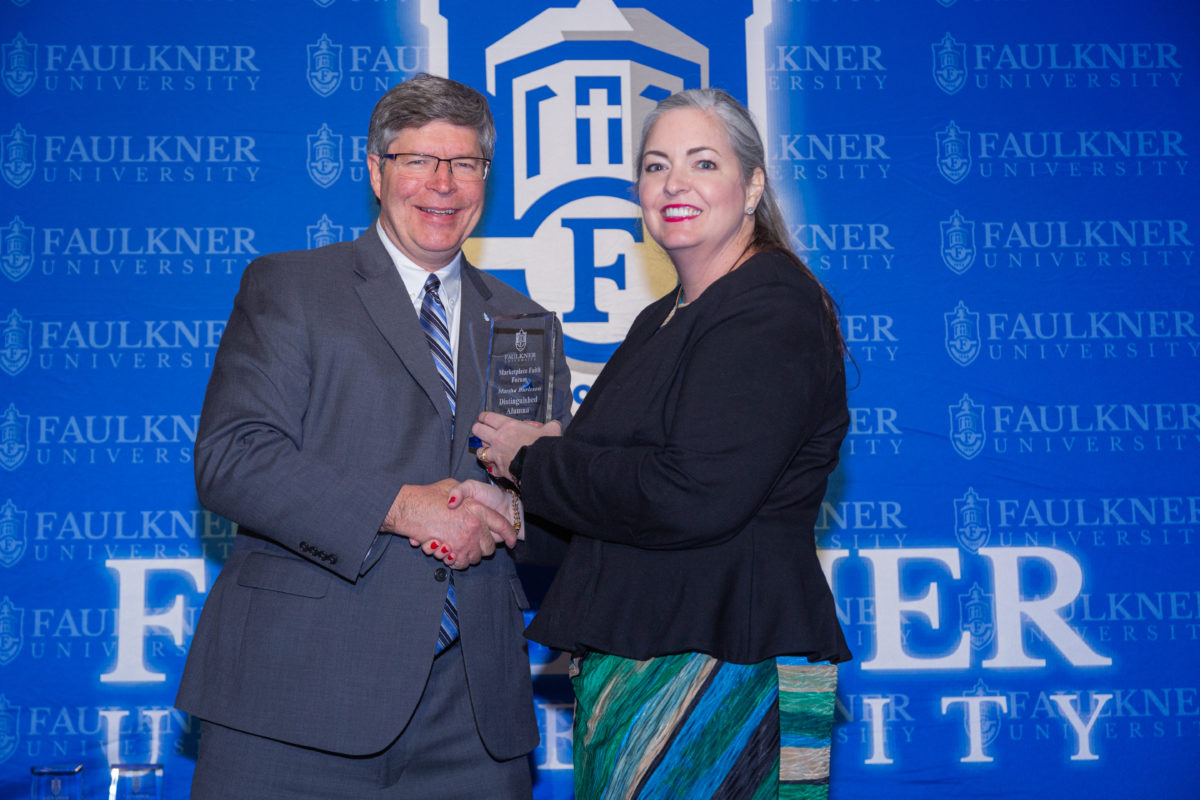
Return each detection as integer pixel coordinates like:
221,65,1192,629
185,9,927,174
307,123,343,188
1,309,32,376
1,123,36,189
433,0,767,367
940,210,976,274
959,583,995,652
0,498,27,568
2,216,34,282
936,121,971,184
303,33,423,95
932,33,967,95
307,34,343,96
958,680,1004,752
0,403,30,471
954,487,990,553
2,33,37,96
308,214,344,248
944,301,980,366
949,393,985,459
0,596,22,664
0,695,18,764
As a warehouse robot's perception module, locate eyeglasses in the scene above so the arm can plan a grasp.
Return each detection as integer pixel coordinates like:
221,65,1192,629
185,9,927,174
378,152,491,182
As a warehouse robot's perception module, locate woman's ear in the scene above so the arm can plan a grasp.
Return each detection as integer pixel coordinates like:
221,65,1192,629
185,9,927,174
746,167,766,212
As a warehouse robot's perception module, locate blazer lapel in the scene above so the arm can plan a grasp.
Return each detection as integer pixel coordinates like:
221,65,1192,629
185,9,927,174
352,233,453,430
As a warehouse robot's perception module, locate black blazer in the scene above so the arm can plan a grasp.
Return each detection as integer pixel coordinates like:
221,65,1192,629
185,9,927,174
522,249,851,665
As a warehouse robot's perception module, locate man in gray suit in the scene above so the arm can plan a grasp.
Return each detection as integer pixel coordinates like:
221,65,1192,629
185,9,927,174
176,74,571,799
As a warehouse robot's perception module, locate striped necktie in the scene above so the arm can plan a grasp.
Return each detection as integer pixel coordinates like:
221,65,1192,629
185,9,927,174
419,274,456,417
435,579,458,654
420,274,459,653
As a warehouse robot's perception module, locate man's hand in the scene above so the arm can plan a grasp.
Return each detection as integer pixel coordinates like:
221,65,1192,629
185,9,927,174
381,479,514,569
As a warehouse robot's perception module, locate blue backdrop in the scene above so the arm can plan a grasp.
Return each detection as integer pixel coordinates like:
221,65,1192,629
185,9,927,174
3,1,1198,798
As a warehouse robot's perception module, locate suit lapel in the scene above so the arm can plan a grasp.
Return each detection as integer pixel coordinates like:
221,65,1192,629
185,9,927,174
351,232,453,431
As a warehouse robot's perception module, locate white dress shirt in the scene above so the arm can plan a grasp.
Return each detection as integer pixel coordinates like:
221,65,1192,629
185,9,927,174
375,222,463,381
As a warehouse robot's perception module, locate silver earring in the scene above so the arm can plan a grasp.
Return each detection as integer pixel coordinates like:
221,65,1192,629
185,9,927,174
745,206,756,215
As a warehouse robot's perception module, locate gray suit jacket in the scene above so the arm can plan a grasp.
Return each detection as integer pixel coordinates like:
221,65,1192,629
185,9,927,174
176,230,571,758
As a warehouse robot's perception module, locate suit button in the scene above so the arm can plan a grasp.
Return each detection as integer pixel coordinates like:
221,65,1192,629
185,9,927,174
329,554,338,565
434,568,447,582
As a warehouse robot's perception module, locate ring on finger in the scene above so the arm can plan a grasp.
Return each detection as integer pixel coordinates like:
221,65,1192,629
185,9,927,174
478,446,490,465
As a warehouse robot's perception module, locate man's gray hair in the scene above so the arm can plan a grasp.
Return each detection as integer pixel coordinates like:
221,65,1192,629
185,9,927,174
367,73,496,160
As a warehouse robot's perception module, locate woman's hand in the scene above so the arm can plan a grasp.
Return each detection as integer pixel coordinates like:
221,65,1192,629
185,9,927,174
472,412,562,482
447,479,524,542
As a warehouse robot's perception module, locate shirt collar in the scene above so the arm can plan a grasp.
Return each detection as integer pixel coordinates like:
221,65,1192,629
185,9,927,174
376,222,462,312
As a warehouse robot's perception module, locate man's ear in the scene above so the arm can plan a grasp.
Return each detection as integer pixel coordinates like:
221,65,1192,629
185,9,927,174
367,153,383,201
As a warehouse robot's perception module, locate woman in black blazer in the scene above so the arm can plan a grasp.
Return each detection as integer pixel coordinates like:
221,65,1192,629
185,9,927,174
464,88,850,799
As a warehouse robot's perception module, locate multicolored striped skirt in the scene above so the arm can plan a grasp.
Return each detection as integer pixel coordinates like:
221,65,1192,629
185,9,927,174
571,651,837,799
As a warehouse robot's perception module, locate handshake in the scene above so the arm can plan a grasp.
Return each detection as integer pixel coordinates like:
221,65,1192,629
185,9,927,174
382,413,561,568
384,478,522,570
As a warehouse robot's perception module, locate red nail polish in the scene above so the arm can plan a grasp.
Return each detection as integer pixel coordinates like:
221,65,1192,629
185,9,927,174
487,465,494,474
441,546,449,554
430,540,439,549
449,495,457,503
447,554,455,563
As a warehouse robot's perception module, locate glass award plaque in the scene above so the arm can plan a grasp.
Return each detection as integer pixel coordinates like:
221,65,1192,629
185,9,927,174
484,312,557,424
108,764,163,800
30,765,83,800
